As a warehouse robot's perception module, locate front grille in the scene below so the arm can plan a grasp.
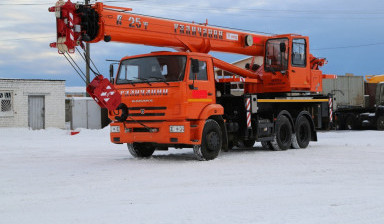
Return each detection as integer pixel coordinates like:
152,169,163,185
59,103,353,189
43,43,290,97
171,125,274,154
128,106,166,117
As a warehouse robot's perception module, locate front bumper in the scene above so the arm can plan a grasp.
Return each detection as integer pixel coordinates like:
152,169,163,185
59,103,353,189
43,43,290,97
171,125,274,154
110,121,201,145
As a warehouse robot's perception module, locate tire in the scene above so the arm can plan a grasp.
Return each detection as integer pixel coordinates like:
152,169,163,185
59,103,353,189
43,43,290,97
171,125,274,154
239,140,256,148
345,115,356,130
127,143,155,158
377,116,384,130
291,116,311,149
261,141,273,150
194,119,222,161
271,115,292,151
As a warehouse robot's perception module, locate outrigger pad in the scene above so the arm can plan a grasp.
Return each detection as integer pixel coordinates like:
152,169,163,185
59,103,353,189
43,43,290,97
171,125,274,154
86,75,121,110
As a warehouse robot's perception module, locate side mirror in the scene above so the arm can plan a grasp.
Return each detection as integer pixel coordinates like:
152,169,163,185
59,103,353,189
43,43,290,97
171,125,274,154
109,64,114,83
189,59,199,90
191,59,200,74
280,42,286,53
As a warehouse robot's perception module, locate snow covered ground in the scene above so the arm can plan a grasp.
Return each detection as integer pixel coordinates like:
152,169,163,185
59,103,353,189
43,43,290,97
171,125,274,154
0,128,383,224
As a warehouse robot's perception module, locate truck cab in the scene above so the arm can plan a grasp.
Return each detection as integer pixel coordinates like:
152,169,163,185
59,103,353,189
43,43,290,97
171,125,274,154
109,51,224,158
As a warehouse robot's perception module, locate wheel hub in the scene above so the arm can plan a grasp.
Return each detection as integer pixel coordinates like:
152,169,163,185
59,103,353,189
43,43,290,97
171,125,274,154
299,125,308,142
207,132,220,152
280,124,290,144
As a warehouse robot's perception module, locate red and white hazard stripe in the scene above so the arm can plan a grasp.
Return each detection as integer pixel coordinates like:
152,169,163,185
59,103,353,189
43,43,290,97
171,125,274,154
329,98,333,123
67,12,75,53
68,12,74,41
245,98,251,128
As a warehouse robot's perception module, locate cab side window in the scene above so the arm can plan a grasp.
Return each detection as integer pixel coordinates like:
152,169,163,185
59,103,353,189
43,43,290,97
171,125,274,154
292,39,306,67
189,60,208,80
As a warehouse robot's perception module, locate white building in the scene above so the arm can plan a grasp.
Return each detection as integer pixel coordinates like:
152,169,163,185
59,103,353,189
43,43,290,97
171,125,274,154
0,79,65,129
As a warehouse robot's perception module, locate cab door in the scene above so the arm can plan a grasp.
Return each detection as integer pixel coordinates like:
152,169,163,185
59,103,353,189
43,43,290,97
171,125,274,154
289,37,311,90
186,57,216,119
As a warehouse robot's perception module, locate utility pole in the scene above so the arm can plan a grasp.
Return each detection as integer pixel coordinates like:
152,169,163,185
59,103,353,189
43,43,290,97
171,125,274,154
85,0,90,97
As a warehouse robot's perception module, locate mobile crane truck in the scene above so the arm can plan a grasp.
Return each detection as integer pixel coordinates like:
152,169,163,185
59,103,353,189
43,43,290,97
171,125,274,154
49,0,335,160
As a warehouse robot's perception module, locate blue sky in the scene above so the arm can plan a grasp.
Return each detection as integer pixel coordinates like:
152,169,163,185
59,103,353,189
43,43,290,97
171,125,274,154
0,0,383,86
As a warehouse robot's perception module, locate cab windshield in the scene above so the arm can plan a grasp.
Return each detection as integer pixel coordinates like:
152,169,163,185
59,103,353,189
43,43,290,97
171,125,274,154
116,55,187,84
265,38,288,72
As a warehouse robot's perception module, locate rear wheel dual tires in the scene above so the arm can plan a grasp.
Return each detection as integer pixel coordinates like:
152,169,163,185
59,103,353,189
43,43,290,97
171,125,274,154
271,115,292,151
291,116,311,149
128,143,156,158
194,119,222,161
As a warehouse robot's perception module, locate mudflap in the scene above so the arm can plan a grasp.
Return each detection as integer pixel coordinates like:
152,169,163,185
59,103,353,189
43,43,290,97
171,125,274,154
86,75,121,110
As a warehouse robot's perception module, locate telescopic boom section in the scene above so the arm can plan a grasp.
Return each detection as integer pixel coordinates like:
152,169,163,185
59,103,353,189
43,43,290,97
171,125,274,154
49,0,268,55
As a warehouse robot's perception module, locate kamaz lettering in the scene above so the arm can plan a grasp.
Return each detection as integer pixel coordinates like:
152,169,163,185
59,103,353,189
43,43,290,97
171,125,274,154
174,23,223,39
121,89,169,96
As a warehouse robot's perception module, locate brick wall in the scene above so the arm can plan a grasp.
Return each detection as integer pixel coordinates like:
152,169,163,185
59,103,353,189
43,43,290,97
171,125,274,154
0,79,65,129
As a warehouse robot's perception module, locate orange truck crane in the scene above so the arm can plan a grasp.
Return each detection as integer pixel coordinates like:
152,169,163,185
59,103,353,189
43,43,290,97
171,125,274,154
49,0,335,160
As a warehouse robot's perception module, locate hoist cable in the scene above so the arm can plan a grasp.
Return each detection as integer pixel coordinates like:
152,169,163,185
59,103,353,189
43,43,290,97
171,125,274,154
84,52,102,77
76,47,101,75
65,52,88,79
62,53,87,83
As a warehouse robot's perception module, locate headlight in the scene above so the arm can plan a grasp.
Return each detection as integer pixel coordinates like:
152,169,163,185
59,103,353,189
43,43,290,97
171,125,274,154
169,125,184,133
110,126,120,133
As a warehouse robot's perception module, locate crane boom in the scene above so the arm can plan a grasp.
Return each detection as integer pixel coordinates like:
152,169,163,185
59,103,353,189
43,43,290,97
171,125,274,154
49,1,268,56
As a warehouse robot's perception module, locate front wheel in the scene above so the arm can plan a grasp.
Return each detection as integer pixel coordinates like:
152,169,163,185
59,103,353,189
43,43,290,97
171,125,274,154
194,119,222,161
128,143,156,158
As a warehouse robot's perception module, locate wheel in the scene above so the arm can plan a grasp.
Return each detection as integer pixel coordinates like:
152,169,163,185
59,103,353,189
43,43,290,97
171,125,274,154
291,116,311,149
261,141,273,150
127,143,155,158
377,116,384,130
239,140,256,148
271,115,292,151
194,119,222,160
345,115,356,130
